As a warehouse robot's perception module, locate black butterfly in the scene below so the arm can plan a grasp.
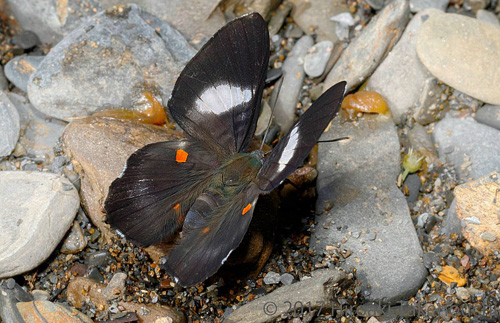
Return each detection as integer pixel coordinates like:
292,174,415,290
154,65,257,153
105,13,346,287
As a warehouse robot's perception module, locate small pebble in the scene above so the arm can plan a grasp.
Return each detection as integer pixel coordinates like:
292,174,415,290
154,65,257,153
6,278,15,289
263,271,281,284
12,30,40,50
456,287,471,302
480,232,496,242
280,273,294,285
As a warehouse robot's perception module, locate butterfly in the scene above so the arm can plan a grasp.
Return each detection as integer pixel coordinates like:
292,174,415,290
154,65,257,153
104,12,346,287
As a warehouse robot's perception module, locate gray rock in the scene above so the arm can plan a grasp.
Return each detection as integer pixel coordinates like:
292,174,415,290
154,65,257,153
304,41,333,78
366,0,386,10
324,0,410,93
7,0,225,47
268,2,293,36
263,271,281,284
285,24,304,38
4,56,44,92
255,100,272,136
480,231,496,242
417,13,500,105
410,0,448,12
331,12,355,40
12,31,40,50
475,104,500,130
86,251,111,267
413,77,447,125
422,251,440,269
0,171,80,278
5,0,99,43
225,269,346,323
61,221,87,254
103,272,127,300
0,68,8,91
289,0,348,43
7,92,67,160
88,267,105,283
27,4,195,121
271,35,313,133
0,280,32,323
417,213,430,228
32,290,50,301
109,0,226,48
312,114,427,303
331,12,355,41
365,9,442,124
476,9,500,25
433,116,500,181
441,199,463,237
0,91,20,157
407,122,439,165
279,273,294,285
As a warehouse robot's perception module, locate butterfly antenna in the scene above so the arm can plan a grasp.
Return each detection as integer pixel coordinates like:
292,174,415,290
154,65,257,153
317,136,350,143
260,74,285,151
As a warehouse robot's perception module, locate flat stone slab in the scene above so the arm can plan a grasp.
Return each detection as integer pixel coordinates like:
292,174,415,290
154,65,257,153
417,13,500,105
312,114,427,303
0,171,80,278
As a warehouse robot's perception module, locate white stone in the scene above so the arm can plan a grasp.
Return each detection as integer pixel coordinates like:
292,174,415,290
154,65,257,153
0,171,80,278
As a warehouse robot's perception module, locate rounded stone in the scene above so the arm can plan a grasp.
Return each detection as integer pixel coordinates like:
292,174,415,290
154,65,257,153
0,171,80,278
416,13,500,105
304,41,333,78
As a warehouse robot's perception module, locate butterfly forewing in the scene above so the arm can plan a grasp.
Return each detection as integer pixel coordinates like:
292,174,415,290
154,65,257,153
168,13,269,157
256,81,347,192
163,184,261,287
105,140,218,246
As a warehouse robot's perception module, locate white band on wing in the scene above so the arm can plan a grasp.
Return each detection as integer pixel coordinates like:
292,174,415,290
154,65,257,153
196,84,252,115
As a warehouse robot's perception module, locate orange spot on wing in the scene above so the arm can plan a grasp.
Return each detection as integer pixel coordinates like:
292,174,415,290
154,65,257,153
173,203,180,211
202,227,210,233
176,149,188,163
242,203,252,215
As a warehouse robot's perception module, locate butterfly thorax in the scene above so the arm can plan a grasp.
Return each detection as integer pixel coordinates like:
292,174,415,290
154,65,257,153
215,152,262,192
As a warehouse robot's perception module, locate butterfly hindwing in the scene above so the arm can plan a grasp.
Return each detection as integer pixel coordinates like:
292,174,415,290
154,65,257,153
105,140,218,246
256,81,347,192
168,13,269,157
162,184,261,286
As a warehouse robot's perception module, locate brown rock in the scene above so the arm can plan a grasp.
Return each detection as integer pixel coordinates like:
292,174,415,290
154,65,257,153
16,300,93,323
63,115,277,276
61,221,87,254
66,276,185,323
455,171,500,255
66,277,107,309
62,116,183,244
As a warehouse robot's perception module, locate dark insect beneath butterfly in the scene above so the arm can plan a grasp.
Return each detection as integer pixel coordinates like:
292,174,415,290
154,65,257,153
104,12,346,287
